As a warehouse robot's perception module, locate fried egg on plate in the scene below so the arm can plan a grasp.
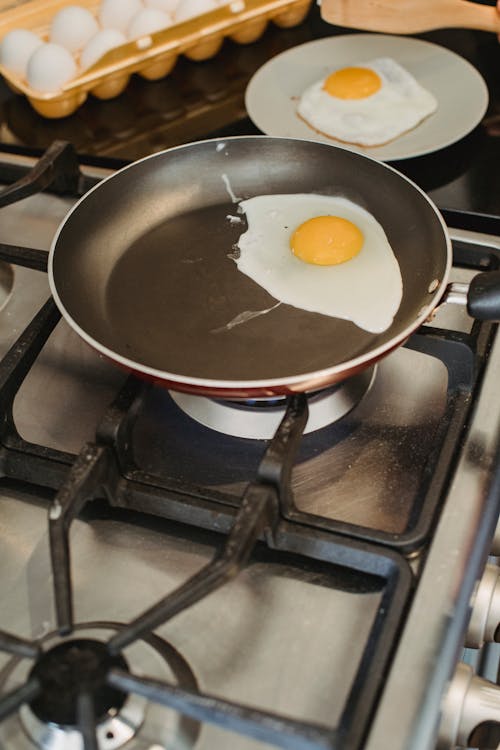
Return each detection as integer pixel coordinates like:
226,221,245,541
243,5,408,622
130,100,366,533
297,57,437,146
234,193,403,334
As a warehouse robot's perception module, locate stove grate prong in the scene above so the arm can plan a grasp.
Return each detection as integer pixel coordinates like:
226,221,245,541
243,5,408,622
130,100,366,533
47,377,150,638
0,299,61,445
76,690,99,750
0,677,40,722
0,630,40,659
107,482,276,654
0,141,83,209
257,393,308,516
107,395,307,655
107,668,335,750
49,443,114,636
0,243,49,272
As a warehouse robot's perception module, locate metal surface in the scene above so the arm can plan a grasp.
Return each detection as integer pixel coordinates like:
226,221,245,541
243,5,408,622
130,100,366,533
19,692,146,750
0,156,413,750
437,662,500,749
0,494,396,750
169,367,376,438
1,148,500,750
442,281,469,308
0,624,200,750
466,564,500,648
365,316,500,750
48,136,451,397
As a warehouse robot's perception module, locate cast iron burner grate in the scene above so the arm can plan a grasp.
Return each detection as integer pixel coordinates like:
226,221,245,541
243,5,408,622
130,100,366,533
0,140,496,750
0,141,497,552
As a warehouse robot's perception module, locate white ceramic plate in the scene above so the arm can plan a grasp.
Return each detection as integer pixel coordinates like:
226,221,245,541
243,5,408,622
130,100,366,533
245,34,489,161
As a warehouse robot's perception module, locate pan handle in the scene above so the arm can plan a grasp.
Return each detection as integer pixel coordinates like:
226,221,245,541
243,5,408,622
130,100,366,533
467,270,500,320
442,271,500,321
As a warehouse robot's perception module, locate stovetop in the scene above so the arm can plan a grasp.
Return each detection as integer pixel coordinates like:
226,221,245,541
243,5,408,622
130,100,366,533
2,9,500,750
0,152,409,750
0,141,499,750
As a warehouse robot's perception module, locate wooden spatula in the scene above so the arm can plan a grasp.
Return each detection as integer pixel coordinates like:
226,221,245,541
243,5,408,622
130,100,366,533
320,0,500,34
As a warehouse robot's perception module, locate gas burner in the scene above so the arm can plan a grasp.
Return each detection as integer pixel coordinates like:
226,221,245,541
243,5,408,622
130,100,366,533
0,623,200,750
20,682,144,750
170,366,376,439
20,639,138,750
28,639,128,726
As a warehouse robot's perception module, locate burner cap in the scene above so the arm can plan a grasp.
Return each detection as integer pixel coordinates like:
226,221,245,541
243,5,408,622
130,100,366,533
28,639,128,727
169,366,376,439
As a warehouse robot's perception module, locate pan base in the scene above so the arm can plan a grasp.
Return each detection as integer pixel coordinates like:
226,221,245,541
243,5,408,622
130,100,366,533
169,366,376,440
102,201,390,380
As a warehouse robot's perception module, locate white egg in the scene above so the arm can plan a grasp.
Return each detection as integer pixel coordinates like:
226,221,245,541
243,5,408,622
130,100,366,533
26,42,77,93
297,58,438,147
174,0,218,23
50,6,99,53
80,28,127,69
98,0,144,32
234,193,403,334
0,29,43,78
127,8,172,38
144,0,179,14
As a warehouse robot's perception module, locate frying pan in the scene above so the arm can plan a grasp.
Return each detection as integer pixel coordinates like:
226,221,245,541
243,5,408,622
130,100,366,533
48,136,500,399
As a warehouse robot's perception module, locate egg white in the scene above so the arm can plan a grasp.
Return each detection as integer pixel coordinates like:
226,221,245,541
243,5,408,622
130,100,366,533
80,29,127,69
234,193,403,334
26,42,77,93
127,8,172,38
50,6,99,53
99,0,143,32
0,29,43,78
297,57,438,146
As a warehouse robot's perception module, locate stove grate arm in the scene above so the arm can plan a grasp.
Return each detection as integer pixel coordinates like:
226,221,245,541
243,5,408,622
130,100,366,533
76,690,99,750
107,668,336,750
0,678,40,722
0,141,83,209
47,377,152,637
107,394,308,655
49,443,114,636
0,630,40,659
0,243,48,272
107,481,277,654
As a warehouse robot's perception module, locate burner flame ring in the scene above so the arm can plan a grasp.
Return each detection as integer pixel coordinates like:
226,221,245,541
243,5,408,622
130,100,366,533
28,639,128,727
21,638,146,750
0,622,200,750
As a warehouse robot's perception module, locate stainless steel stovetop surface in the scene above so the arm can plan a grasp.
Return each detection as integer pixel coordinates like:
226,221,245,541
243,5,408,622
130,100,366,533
1,491,383,750
0,183,390,750
1,163,500,750
0,185,388,750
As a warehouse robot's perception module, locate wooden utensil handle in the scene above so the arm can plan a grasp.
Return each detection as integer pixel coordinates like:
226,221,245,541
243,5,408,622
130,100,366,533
320,0,500,35
451,1,500,32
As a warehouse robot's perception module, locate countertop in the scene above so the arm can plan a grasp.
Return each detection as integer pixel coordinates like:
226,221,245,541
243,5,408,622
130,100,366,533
1,3,500,219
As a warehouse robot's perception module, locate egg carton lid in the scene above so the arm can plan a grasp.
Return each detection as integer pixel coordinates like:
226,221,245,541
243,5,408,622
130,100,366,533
0,0,311,103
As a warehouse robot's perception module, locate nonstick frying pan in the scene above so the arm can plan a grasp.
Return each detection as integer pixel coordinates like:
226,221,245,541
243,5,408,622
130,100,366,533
48,136,500,398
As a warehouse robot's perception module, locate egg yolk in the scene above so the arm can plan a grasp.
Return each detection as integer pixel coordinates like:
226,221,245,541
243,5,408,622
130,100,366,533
322,66,382,100
290,215,364,266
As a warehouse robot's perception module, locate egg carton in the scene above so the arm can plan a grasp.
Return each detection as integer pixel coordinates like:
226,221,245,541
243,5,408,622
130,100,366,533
0,0,311,118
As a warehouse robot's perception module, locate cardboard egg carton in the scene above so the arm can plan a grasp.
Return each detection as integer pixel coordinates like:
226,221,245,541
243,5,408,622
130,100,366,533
0,0,311,117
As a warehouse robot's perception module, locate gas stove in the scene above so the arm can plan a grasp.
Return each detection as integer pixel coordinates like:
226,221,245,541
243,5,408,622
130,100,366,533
2,7,500,749
0,138,500,750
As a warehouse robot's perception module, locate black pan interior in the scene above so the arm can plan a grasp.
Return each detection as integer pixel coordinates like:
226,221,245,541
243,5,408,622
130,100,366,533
51,137,448,382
